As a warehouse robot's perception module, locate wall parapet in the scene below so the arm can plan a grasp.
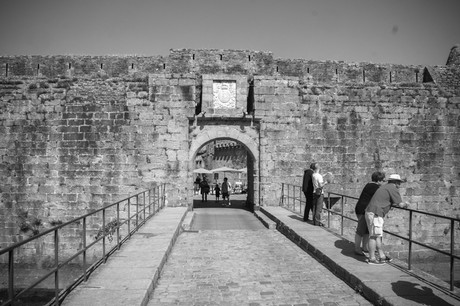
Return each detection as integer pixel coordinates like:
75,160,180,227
0,48,446,87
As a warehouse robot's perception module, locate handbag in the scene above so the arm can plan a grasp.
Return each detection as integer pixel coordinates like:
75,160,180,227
373,217,384,235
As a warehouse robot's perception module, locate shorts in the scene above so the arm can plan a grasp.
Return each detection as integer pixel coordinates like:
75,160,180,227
355,214,369,236
222,192,229,199
365,212,384,237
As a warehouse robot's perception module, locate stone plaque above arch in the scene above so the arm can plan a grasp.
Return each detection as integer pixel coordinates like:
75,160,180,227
213,80,236,109
202,74,248,117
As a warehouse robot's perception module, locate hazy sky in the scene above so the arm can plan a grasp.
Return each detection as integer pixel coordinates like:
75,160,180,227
1,0,459,66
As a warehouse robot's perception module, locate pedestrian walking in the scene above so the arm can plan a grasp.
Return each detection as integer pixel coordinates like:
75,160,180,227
354,171,385,256
302,164,314,222
311,163,329,226
194,175,201,195
200,177,210,202
221,177,231,206
365,174,409,265
214,183,221,202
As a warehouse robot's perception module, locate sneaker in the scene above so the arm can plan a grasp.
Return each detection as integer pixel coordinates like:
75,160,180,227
382,256,393,263
368,258,385,265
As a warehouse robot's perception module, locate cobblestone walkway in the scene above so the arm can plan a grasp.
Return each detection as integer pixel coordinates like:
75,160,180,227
148,209,371,306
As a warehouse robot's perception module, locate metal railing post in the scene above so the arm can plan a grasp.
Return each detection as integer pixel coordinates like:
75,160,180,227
287,184,290,209
163,184,166,208
293,185,296,212
54,229,59,306
408,211,413,271
298,185,301,215
143,191,146,221
83,217,87,281
341,195,344,236
136,194,139,230
148,189,151,216
153,187,156,213
102,209,106,263
128,198,131,237
450,219,454,291
116,202,120,250
8,250,14,306
281,183,285,206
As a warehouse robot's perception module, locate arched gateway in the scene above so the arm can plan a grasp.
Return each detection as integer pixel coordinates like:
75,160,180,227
189,122,260,211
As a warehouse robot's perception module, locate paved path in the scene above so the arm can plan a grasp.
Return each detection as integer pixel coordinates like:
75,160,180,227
147,208,371,306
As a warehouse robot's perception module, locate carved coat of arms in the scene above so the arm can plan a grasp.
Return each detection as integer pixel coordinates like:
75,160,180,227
213,81,236,109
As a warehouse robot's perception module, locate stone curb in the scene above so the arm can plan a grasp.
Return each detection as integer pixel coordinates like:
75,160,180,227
181,208,196,231
142,208,189,306
254,210,276,230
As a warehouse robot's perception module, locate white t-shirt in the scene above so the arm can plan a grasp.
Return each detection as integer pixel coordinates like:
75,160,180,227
312,172,325,195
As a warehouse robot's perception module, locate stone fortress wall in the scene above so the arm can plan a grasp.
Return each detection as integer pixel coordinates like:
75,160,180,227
1,47,459,262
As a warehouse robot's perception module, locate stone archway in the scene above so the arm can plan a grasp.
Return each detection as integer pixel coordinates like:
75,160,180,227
189,125,260,210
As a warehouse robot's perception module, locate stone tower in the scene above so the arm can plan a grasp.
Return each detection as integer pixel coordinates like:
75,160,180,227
446,44,460,66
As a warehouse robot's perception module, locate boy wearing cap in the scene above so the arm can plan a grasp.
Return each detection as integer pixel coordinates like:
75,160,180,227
365,174,409,265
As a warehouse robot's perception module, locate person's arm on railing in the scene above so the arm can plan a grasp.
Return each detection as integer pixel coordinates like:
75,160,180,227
392,201,410,209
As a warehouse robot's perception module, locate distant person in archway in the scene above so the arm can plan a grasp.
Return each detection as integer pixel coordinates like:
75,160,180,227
365,174,409,265
311,163,328,226
221,177,231,206
354,171,385,256
302,163,314,222
200,177,210,202
214,183,221,202
194,175,201,195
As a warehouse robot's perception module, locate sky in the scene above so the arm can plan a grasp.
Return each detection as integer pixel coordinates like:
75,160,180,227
0,0,459,66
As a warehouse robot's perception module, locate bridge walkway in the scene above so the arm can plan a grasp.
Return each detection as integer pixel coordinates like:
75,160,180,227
60,201,460,306
147,207,371,306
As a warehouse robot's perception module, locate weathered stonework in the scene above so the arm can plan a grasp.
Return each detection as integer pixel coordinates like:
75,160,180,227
0,47,459,263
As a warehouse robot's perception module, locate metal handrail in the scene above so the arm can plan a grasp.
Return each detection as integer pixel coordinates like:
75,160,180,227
0,184,167,306
280,183,460,291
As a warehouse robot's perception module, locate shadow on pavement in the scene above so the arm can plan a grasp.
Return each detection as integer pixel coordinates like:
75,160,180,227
193,197,249,210
334,239,368,263
391,280,455,306
288,214,304,222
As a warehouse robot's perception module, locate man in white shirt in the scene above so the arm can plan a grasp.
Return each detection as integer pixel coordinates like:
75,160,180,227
311,163,328,226
221,177,231,206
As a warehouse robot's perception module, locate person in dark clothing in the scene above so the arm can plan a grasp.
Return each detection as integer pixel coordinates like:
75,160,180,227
214,183,221,202
302,164,314,221
200,177,210,202
194,175,201,195
354,171,385,256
